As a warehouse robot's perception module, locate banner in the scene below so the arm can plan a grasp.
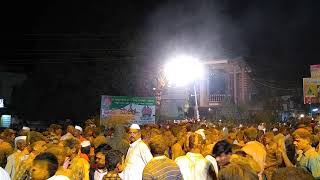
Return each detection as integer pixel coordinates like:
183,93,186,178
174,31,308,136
0,99,3,108
311,64,320,78
1,115,11,128
303,78,320,104
100,96,156,125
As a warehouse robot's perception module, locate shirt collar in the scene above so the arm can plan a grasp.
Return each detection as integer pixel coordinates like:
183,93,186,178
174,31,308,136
303,147,316,156
96,168,108,174
130,138,142,147
153,155,167,160
186,152,203,158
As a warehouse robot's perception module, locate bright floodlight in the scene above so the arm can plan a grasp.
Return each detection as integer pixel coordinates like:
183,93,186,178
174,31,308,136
164,55,204,86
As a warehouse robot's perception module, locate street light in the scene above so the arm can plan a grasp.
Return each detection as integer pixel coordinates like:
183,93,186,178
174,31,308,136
164,55,204,121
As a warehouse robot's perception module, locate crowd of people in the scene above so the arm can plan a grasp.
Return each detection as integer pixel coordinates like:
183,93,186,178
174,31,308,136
0,117,319,180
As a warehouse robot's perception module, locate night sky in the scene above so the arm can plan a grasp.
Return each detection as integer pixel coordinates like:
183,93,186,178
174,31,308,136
1,0,319,122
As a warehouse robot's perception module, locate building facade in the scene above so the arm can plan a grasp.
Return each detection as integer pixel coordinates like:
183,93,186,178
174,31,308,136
199,57,253,108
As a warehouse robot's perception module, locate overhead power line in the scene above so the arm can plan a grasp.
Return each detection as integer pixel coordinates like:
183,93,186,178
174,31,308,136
252,78,298,91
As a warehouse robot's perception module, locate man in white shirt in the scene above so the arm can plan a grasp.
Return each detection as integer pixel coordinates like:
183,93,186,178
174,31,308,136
5,136,29,178
0,167,10,180
119,124,153,180
175,133,213,180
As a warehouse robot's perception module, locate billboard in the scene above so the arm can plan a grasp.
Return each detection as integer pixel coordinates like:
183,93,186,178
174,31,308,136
311,64,320,78
1,115,11,128
303,78,320,104
100,96,156,125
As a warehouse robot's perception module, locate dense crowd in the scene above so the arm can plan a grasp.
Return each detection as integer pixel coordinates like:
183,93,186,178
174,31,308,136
0,118,319,180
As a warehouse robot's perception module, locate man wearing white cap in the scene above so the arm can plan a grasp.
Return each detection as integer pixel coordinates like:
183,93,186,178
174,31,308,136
21,126,31,137
119,124,153,180
5,136,29,178
74,125,86,142
80,141,91,162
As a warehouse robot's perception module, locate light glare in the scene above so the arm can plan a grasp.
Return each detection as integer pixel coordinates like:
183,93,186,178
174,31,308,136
164,55,204,86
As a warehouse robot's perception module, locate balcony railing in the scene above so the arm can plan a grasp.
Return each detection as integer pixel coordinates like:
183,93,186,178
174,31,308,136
209,94,230,103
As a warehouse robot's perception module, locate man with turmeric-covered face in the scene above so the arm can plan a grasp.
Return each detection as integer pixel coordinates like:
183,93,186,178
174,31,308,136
292,128,320,179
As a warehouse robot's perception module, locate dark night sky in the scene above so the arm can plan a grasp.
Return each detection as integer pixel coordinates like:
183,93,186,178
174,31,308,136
0,0,319,122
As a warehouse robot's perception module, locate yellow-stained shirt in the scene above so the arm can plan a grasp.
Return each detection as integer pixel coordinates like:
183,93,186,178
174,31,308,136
171,143,185,160
0,142,13,168
241,141,266,173
67,156,90,180
13,152,36,180
5,149,29,178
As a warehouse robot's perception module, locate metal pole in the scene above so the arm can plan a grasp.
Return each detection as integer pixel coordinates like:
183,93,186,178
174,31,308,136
194,83,200,121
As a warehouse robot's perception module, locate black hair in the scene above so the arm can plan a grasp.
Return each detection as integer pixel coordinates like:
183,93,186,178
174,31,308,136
81,146,91,155
106,150,123,171
95,143,112,154
212,140,232,157
34,152,59,178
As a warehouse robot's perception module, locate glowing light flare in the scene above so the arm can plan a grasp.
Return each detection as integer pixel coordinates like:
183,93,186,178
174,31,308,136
312,108,319,112
164,55,204,87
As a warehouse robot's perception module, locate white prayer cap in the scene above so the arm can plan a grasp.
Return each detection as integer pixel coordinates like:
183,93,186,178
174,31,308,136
129,124,140,130
75,125,83,132
273,128,279,132
81,140,91,147
195,129,206,140
22,126,30,131
15,136,27,142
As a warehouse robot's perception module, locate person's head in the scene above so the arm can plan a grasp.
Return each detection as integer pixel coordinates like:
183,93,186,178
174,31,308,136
15,136,27,151
236,131,245,141
128,124,141,143
80,141,91,155
22,126,31,135
95,143,112,154
212,140,232,167
218,163,258,180
105,150,124,172
244,127,258,142
95,143,112,169
95,151,107,170
74,126,83,138
185,133,205,153
262,132,274,145
66,125,75,134
31,152,59,180
31,141,47,154
177,132,186,145
93,127,102,138
84,126,94,137
63,138,80,157
46,146,68,166
55,128,63,136
292,128,312,151
149,135,168,156
272,167,314,180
